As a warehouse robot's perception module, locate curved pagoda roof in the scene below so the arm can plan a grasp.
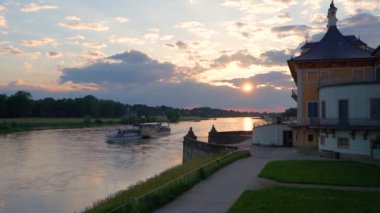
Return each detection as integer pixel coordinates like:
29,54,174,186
292,25,374,61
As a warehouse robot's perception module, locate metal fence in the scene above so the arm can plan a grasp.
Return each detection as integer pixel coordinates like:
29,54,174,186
106,150,249,213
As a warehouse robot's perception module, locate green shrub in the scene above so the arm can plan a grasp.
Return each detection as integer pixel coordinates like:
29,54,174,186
95,118,103,124
83,115,92,124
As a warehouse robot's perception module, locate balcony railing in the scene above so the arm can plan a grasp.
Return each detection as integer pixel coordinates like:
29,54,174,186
319,75,379,88
308,118,380,129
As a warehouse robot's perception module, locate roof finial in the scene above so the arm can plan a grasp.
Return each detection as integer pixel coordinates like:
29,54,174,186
327,0,338,28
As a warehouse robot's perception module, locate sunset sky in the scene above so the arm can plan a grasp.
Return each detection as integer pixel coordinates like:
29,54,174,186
1,0,379,112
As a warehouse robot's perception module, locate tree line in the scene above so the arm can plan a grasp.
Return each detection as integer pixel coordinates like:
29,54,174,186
0,91,260,119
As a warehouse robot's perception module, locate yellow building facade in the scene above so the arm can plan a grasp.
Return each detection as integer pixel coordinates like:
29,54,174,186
287,1,380,153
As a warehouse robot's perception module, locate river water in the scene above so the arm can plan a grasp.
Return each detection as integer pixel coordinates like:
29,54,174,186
0,117,261,213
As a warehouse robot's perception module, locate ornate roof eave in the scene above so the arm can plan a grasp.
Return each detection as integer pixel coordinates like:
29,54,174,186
287,59,298,83
288,57,376,63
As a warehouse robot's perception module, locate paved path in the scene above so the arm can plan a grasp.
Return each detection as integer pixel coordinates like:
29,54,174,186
155,146,321,213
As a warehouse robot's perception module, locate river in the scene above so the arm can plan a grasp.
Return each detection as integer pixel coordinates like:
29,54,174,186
0,117,262,213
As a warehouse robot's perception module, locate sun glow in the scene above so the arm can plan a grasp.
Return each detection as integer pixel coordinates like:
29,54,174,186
241,83,253,93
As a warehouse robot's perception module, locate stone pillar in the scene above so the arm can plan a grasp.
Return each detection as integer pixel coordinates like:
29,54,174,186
183,127,197,163
184,127,197,140
208,125,218,144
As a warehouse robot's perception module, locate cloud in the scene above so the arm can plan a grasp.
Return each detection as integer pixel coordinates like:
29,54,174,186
225,71,295,90
188,0,200,4
340,0,380,15
222,0,295,17
4,80,99,92
0,45,23,55
224,20,263,40
21,3,58,12
23,63,33,72
176,21,217,38
278,13,291,19
20,37,59,47
61,50,177,85
175,41,188,50
2,49,296,112
144,33,160,42
68,35,85,40
0,15,5,27
339,13,380,48
82,42,107,49
260,50,290,66
310,14,325,25
115,17,129,23
109,35,145,45
271,25,310,38
80,50,106,60
210,49,291,69
211,50,259,69
2,77,294,112
46,51,63,58
340,12,379,27
306,13,380,48
59,16,109,31
0,6,5,27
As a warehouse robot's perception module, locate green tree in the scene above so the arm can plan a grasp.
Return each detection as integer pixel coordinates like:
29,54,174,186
0,94,7,117
283,108,297,117
6,91,32,117
166,109,180,122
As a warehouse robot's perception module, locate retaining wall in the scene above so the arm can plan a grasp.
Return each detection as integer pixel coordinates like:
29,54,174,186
183,136,237,163
208,130,252,145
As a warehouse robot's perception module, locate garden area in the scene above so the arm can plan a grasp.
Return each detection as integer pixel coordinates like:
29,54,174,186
228,187,380,213
258,160,380,187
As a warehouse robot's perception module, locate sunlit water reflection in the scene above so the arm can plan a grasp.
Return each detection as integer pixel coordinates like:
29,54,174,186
0,117,261,213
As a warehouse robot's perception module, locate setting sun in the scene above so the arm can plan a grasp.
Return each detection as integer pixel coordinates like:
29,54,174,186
241,83,254,93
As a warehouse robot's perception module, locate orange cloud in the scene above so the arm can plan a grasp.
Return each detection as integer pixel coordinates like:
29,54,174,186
21,3,58,12
6,80,100,92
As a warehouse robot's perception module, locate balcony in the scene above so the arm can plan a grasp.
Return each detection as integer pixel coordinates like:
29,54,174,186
319,75,380,88
308,118,380,130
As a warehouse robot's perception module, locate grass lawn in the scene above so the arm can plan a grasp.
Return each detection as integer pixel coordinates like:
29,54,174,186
228,187,380,213
259,160,380,187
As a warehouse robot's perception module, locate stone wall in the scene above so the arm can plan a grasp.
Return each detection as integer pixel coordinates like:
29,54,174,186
182,127,238,163
208,125,252,145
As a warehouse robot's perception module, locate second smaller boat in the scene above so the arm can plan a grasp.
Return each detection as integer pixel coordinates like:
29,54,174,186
106,127,141,143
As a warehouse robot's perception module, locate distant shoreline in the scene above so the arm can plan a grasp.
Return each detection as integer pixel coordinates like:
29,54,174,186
0,116,212,134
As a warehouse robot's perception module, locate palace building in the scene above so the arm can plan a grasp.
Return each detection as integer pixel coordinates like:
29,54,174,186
287,1,380,159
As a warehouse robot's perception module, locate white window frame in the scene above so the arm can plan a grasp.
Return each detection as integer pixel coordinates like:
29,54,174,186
337,137,350,149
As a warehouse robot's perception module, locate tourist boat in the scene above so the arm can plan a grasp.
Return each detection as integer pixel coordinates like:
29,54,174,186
106,127,141,143
139,123,171,138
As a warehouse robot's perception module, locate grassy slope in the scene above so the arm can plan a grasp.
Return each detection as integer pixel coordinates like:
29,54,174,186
228,187,380,213
259,160,380,187
85,151,251,213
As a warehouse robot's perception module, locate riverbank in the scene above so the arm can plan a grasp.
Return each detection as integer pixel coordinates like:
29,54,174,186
0,116,207,134
84,150,250,213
